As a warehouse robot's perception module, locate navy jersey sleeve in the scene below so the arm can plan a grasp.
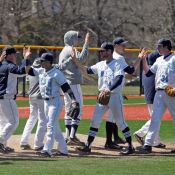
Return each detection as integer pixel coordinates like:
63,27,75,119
124,66,135,74
8,60,26,75
87,67,94,74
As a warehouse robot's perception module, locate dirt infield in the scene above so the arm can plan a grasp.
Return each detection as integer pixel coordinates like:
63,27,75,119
0,134,175,159
18,105,173,121
17,96,173,121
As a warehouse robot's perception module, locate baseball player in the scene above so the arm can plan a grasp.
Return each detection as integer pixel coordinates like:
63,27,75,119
138,39,175,153
26,53,79,157
134,51,166,148
59,30,90,146
105,37,141,149
77,42,136,155
20,48,48,150
0,46,30,153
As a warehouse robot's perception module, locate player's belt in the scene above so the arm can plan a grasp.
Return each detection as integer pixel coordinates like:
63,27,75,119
44,97,55,101
0,96,16,100
157,88,164,91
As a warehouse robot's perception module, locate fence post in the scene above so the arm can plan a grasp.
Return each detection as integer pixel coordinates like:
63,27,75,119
139,61,143,95
22,76,26,97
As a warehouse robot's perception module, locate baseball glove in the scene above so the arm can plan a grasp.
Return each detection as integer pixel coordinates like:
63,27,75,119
97,90,111,105
165,85,175,97
67,101,80,120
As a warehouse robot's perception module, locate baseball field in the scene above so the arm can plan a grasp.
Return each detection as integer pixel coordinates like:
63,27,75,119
0,96,175,175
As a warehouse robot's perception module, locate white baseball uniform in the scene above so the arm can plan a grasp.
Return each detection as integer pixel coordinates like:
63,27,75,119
20,73,47,149
144,53,175,146
107,52,128,123
30,66,68,155
90,59,128,131
134,51,161,146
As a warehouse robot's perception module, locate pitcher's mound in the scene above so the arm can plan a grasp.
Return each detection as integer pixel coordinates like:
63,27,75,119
0,134,175,159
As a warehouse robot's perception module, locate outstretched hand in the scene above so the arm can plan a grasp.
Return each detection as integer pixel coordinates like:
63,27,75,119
138,48,149,60
0,51,6,62
23,47,31,59
70,46,77,60
70,46,82,68
85,32,90,45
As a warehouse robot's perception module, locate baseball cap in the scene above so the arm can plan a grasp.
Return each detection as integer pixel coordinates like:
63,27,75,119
113,37,128,45
3,46,17,55
32,58,41,68
40,53,53,62
100,42,114,51
156,38,172,47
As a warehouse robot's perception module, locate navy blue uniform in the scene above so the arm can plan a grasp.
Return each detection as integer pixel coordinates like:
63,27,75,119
0,59,26,148
0,60,26,99
142,51,160,103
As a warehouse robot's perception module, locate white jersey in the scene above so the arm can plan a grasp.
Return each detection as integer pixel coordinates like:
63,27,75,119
150,54,175,89
90,59,125,93
112,52,129,87
113,52,129,70
33,67,66,98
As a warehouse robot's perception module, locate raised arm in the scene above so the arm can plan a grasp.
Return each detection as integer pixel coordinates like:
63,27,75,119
124,48,149,75
138,48,150,73
76,32,90,62
0,51,6,63
23,47,32,74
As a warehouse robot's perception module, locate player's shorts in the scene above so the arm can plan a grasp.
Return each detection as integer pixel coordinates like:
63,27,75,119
142,73,156,104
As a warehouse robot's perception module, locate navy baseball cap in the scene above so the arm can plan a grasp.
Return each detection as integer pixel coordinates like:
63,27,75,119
156,38,172,47
113,37,128,45
100,42,114,51
40,53,53,62
3,46,17,55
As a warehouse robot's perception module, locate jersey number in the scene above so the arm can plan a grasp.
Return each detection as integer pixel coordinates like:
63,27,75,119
160,75,168,82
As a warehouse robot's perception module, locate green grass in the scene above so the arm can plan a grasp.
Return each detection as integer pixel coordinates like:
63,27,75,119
2,118,175,175
83,98,146,105
2,119,175,175
17,100,30,107
18,84,141,96
16,98,146,107
3,96,174,175
74,85,140,96
0,157,175,175
15,119,175,142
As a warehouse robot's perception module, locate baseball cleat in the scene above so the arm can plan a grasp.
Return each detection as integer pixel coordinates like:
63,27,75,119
0,143,9,154
120,146,135,155
114,137,126,145
138,145,152,154
153,143,166,149
67,137,85,146
5,146,15,153
76,146,91,154
134,133,144,146
104,142,122,149
20,144,31,150
52,151,69,157
65,138,69,143
34,146,44,151
36,151,51,157
171,149,175,153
